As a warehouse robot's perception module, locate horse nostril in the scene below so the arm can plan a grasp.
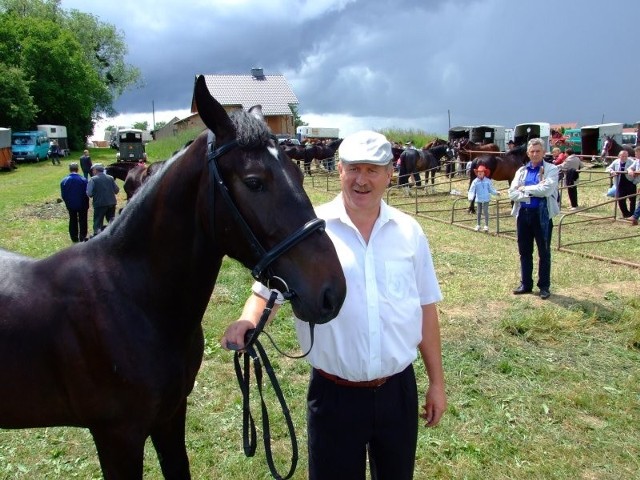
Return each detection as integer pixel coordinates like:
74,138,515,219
317,282,345,323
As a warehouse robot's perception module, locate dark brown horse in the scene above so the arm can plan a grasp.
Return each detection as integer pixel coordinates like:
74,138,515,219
105,160,142,181
467,145,528,213
0,75,346,479
398,145,452,193
283,139,342,175
123,160,167,201
456,139,501,163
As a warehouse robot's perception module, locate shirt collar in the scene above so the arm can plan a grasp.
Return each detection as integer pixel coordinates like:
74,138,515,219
526,161,543,170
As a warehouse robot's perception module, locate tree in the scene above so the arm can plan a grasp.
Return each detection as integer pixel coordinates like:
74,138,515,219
154,121,167,130
133,121,149,130
0,14,108,148
0,0,142,145
0,63,38,128
289,104,307,129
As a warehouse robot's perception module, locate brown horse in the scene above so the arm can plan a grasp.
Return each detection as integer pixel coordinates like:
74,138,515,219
456,139,501,163
123,160,167,201
600,135,635,160
0,75,347,479
467,145,528,213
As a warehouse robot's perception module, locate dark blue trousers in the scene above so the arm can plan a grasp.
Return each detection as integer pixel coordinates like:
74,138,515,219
307,365,418,480
516,206,552,290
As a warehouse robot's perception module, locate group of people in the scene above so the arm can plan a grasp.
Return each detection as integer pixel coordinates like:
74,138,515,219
52,131,631,478
606,146,640,223
59,151,119,243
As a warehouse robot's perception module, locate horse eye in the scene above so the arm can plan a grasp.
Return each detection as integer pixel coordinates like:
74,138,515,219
244,177,263,192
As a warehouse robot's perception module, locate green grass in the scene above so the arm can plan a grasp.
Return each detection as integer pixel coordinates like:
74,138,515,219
1,139,640,479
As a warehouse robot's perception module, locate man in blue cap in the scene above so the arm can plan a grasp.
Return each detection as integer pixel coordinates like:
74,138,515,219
222,130,447,480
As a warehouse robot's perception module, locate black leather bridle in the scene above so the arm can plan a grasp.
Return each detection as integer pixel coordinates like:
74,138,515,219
207,132,321,479
207,132,326,288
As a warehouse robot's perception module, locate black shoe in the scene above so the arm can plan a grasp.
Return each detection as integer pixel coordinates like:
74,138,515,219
513,285,532,295
539,289,551,300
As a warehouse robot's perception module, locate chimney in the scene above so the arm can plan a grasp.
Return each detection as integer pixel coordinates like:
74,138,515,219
251,67,265,79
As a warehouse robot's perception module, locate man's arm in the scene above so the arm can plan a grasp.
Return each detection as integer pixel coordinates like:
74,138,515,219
418,303,446,427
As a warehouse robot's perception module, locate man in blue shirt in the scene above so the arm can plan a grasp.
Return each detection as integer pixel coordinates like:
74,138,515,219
60,162,89,242
508,138,560,299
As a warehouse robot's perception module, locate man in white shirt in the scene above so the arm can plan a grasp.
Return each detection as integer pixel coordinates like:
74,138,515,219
222,130,446,480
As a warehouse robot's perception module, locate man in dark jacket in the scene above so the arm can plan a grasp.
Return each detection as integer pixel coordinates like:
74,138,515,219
86,163,119,236
60,162,89,242
79,149,92,179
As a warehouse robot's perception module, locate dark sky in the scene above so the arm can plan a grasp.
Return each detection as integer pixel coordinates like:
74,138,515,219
61,0,640,138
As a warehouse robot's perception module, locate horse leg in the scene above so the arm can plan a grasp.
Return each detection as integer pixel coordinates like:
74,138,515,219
151,400,191,479
91,425,147,479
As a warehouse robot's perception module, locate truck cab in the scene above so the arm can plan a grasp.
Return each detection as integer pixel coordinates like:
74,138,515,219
11,130,50,162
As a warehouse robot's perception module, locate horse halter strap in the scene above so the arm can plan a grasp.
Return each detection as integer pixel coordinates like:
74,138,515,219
206,131,326,287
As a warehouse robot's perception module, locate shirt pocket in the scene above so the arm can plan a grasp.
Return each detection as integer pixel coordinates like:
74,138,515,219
385,259,414,300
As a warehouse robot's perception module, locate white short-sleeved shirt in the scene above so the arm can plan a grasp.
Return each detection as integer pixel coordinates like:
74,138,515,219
253,194,442,381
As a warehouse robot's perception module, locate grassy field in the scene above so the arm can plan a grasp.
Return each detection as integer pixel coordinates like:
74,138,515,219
1,140,640,479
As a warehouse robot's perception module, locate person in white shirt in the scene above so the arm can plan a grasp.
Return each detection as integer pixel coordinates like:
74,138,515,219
222,130,446,480
606,150,637,218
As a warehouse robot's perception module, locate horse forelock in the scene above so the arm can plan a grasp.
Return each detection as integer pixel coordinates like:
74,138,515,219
229,109,271,148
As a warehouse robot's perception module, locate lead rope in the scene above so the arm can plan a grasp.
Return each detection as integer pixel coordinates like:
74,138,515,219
233,290,316,479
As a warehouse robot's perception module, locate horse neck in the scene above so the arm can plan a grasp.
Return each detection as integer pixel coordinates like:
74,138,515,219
429,145,446,157
105,136,223,304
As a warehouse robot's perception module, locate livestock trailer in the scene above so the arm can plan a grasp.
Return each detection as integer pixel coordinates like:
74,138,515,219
448,126,472,143
513,122,551,151
0,127,13,170
37,125,69,156
115,128,147,162
580,123,623,157
470,125,506,151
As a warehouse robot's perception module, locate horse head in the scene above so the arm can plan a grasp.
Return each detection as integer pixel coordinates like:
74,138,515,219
600,136,611,158
193,75,346,323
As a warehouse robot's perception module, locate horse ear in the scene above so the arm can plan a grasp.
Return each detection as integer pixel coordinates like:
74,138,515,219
194,75,235,140
248,105,264,122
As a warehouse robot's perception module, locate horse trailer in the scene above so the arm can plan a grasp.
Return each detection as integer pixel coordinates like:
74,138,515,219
37,125,69,156
470,125,506,151
448,126,472,143
115,128,147,162
580,123,623,157
296,126,339,143
514,122,551,151
0,127,13,170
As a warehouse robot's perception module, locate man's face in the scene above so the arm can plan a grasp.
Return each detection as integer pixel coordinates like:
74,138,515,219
338,162,392,214
527,144,545,165
619,151,629,161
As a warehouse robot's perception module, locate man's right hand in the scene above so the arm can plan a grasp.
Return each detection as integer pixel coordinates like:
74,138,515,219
220,320,256,351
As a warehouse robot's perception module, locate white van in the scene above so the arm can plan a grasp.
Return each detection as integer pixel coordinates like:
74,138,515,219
621,132,637,146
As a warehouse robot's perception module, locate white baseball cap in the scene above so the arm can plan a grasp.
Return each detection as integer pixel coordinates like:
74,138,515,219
338,130,393,166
